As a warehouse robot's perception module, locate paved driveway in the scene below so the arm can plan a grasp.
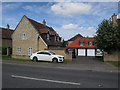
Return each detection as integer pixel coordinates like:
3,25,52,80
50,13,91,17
58,56,119,72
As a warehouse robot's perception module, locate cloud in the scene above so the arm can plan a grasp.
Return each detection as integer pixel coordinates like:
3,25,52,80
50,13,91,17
51,3,92,16
23,5,50,14
54,24,96,40
62,24,78,29
3,3,22,10
2,17,19,29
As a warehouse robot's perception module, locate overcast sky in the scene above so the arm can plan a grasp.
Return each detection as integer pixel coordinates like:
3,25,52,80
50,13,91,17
1,2,118,40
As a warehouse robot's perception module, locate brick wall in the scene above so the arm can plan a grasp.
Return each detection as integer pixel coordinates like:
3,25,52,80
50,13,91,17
44,48,72,61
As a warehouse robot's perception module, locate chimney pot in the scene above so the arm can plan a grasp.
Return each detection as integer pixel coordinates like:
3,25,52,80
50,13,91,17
42,19,46,25
7,24,10,30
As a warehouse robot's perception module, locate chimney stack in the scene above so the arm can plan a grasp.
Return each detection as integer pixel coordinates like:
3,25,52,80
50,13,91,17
112,13,117,25
7,24,10,30
42,19,46,25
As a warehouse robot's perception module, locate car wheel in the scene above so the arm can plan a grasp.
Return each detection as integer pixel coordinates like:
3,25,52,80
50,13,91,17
52,58,58,63
33,57,38,62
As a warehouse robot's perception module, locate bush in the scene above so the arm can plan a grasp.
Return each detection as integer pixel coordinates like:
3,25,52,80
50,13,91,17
2,46,7,55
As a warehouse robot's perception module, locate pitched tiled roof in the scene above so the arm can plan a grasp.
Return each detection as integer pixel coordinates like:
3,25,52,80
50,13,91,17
67,37,96,48
26,16,60,46
50,31,56,35
68,34,83,41
0,27,14,39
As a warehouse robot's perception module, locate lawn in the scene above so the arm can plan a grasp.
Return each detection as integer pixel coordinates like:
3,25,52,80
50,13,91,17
106,61,120,67
2,55,71,64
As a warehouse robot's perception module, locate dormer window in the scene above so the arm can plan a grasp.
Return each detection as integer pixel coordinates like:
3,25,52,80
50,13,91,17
54,35,56,41
22,33,27,40
47,33,49,40
57,37,59,42
79,41,85,46
88,41,94,46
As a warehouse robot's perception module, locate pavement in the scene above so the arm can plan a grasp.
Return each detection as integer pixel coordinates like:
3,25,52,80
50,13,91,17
2,56,119,72
2,63,119,88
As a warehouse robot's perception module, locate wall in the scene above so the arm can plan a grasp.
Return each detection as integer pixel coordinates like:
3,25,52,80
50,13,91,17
44,48,72,61
68,41,73,45
12,16,47,59
104,51,119,62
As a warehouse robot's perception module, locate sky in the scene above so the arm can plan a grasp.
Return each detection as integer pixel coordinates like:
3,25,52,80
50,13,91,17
1,2,118,40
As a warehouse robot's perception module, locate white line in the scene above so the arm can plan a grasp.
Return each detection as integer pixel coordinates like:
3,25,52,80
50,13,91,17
11,75,80,85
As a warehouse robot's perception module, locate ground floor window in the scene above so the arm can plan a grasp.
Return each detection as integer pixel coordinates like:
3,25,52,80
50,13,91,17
16,47,21,53
28,47,32,55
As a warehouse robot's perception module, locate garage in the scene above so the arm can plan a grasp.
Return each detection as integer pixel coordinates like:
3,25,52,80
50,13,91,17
78,49,86,56
87,49,95,56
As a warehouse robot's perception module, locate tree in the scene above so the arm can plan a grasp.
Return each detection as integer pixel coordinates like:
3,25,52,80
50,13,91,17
94,19,120,54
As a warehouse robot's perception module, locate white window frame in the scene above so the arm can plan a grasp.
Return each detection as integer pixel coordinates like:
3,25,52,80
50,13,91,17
47,33,49,40
16,47,21,53
88,41,94,46
22,33,27,40
54,35,56,41
79,41,85,46
28,47,32,55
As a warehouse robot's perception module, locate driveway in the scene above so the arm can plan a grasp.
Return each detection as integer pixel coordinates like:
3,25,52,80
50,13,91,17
57,56,119,72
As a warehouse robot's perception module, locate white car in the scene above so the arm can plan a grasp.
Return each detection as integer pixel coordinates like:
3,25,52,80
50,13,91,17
96,49,103,57
30,51,64,63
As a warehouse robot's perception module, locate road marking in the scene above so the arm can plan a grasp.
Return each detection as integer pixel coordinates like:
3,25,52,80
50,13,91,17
11,75,80,85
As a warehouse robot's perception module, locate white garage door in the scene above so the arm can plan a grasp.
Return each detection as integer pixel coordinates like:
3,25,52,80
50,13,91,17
87,49,95,56
78,49,86,56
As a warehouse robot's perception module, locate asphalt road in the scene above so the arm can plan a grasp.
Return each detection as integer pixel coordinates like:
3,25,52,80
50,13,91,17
2,63,119,88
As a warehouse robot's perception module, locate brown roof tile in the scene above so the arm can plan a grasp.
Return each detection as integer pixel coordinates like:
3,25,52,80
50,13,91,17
68,34,83,41
26,16,61,46
0,27,14,39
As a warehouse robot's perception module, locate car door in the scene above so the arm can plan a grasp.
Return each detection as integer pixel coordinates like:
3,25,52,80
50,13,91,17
43,52,52,61
37,52,45,61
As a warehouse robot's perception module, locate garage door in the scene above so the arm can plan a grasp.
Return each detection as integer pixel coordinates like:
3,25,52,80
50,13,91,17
87,49,95,56
78,49,86,56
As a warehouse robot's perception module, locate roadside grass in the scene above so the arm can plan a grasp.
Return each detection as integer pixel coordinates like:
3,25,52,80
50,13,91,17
106,61,120,67
2,55,71,64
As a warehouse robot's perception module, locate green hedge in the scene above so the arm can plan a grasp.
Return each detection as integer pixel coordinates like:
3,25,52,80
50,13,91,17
2,46,7,55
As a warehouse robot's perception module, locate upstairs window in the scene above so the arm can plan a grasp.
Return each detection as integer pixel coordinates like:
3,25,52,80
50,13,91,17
22,33,27,40
79,41,85,46
88,41,94,46
16,47,21,53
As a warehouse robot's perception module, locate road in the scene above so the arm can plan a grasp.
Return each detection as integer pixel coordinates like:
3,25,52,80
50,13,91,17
2,62,119,88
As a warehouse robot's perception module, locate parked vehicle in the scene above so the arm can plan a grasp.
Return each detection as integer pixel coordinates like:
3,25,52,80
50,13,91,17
95,49,103,57
30,51,64,63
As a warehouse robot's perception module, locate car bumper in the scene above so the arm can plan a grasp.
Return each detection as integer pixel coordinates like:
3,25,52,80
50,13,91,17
58,58,64,62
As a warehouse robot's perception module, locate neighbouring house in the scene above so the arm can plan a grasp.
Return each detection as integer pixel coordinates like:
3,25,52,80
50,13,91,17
0,24,14,55
65,34,83,46
12,15,72,60
67,36,97,57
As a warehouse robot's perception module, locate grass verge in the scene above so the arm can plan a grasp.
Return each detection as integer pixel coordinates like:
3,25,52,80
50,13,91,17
106,61,120,67
2,55,71,64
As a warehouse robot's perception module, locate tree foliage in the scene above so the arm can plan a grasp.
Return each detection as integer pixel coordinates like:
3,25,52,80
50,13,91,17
94,19,120,53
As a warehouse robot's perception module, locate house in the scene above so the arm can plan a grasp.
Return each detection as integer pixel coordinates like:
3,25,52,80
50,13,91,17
12,15,62,59
0,25,14,55
65,34,83,46
67,36,96,56
1,24,14,48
